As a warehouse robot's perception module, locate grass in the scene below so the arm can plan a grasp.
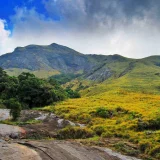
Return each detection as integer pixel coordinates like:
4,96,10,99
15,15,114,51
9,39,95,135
5,56,160,159
5,68,60,78
0,119,42,125
42,61,160,159
43,91,160,159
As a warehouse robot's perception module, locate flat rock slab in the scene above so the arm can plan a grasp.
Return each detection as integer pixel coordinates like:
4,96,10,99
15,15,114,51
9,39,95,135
0,141,41,160
0,124,26,139
0,140,141,160
18,140,121,160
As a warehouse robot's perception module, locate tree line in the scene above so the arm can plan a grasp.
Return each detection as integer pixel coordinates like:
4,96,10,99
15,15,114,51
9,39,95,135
0,68,80,120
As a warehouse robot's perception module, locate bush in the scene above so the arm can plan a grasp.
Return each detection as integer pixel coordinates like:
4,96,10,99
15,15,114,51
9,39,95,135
92,125,105,136
149,145,160,157
78,114,91,123
137,119,148,131
4,98,22,120
114,142,140,156
95,107,112,118
65,87,81,98
115,107,128,114
101,131,113,138
148,118,160,130
139,141,151,153
57,127,94,139
0,69,72,110
137,118,160,131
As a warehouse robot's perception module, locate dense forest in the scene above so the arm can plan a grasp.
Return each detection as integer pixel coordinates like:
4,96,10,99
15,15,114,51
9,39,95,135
0,68,80,120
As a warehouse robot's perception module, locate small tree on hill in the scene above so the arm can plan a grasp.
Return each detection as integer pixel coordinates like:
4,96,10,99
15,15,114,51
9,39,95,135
4,98,22,121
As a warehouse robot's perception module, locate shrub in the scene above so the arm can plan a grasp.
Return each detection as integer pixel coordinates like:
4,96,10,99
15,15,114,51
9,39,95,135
137,119,148,131
137,118,160,131
57,126,94,139
114,132,130,139
148,118,160,130
139,141,151,153
101,131,113,138
92,125,105,136
95,107,111,118
114,142,140,156
115,107,128,114
65,87,81,98
4,98,22,120
78,114,91,123
128,112,139,120
149,145,160,157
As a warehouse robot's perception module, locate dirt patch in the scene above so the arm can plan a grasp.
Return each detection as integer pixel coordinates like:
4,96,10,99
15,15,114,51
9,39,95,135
19,110,84,139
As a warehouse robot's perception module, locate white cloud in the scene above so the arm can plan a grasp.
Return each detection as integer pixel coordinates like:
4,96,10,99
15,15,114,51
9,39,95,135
1,1,160,58
0,19,11,54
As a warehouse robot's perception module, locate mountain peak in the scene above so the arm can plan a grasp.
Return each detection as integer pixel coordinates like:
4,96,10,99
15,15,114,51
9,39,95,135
49,43,60,46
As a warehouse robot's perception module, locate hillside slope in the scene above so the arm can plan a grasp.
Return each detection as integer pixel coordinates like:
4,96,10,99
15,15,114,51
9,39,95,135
0,43,93,72
0,43,113,80
0,43,160,85
1,43,160,159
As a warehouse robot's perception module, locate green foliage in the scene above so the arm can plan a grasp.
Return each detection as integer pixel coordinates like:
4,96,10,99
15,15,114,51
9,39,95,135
78,113,91,123
4,98,21,120
101,131,113,138
137,117,160,131
0,119,41,126
139,141,151,153
95,107,111,118
65,87,81,98
149,145,160,157
92,125,105,136
57,126,94,139
0,68,79,110
50,73,81,84
114,142,140,156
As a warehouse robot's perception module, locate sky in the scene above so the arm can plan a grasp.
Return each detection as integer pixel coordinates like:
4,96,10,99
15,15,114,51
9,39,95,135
1,0,160,58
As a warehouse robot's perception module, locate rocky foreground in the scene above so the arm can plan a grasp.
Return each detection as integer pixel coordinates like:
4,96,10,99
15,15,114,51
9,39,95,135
0,139,142,160
0,109,141,160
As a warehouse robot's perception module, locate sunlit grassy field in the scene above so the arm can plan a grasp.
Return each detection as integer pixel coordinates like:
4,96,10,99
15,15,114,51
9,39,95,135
43,61,160,159
43,91,160,159
5,68,60,78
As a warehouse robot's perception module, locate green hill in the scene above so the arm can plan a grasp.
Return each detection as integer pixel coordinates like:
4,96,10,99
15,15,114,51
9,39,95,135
1,43,160,159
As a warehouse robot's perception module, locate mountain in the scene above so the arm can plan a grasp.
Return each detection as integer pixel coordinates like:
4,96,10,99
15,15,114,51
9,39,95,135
0,43,125,81
0,43,160,84
1,43,160,159
0,43,93,72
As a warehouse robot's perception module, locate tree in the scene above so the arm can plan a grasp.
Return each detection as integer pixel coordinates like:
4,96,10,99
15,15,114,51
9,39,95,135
18,72,67,108
0,68,79,111
18,72,44,108
4,98,22,121
65,87,81,98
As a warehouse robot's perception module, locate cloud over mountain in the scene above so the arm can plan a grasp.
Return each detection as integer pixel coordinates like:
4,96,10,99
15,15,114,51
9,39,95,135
1,0,160,58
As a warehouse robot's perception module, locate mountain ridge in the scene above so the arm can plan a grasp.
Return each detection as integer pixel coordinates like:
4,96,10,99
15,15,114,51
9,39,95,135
0,43,160,82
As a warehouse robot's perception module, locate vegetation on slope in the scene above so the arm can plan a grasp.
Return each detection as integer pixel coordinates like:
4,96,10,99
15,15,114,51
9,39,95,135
50,73,81,84
5,68,60,78
44,91,160,159
1,43,160,159
42,61,160,159
0,68,80,120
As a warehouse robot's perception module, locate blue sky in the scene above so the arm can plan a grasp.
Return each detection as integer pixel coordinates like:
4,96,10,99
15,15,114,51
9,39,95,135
1,0,160,58
0,0,48,30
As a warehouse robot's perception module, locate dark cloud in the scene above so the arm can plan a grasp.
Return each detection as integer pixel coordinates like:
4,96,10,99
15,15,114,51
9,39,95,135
42,0,160,31
1,0,160,57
